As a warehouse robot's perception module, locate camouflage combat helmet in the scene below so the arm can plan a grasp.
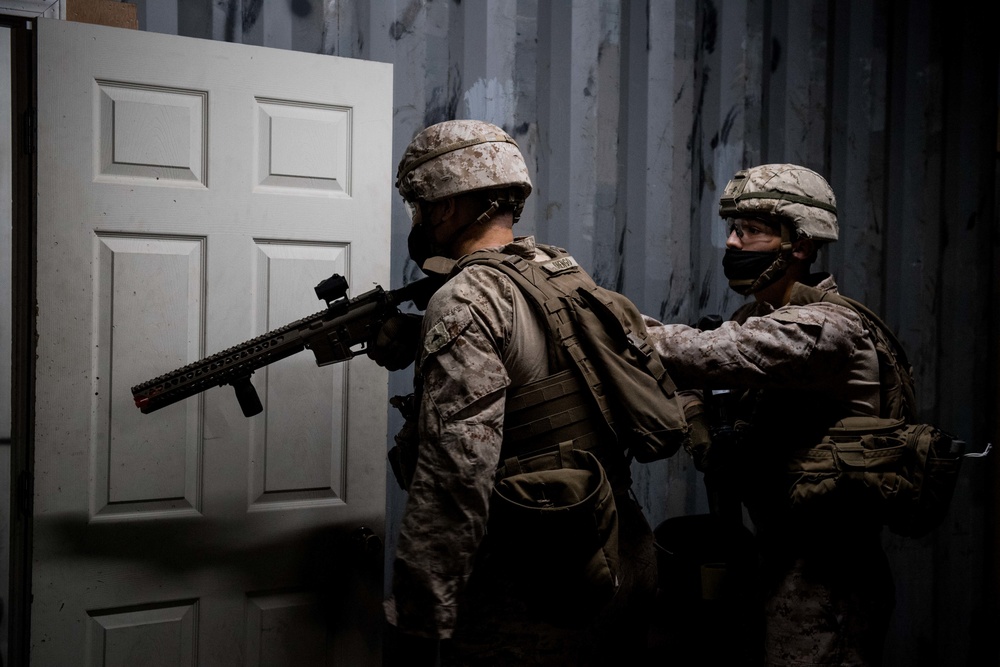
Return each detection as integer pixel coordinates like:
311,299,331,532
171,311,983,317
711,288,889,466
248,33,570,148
719,163,838,242
396,120,532,206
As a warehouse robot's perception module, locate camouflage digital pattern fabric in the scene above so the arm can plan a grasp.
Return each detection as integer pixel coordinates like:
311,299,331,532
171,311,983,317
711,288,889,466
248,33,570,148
388,237,657,664
391,240,542,638
760,533,895,667
644,274,893,666
395,119,533,203
719,163,839,241
643,275,878,412
441,496,656,666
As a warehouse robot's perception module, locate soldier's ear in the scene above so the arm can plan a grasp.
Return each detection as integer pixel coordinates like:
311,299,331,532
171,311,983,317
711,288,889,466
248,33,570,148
791,237,815,261
438,197,457,223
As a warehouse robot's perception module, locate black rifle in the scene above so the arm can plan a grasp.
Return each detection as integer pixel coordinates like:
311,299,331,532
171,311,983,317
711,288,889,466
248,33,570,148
693,314,744,524
131,273,441,418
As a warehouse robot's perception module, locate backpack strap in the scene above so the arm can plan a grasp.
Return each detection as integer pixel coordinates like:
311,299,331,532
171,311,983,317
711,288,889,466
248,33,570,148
790,284,913,378
457,248,615,423
457,246,679,411
573,283,679,397
789,283,917,421
453,246,689,466
460,247,677,391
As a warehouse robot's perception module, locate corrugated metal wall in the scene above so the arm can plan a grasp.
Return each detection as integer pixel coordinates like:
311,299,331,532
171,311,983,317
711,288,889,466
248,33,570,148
135,0,998,663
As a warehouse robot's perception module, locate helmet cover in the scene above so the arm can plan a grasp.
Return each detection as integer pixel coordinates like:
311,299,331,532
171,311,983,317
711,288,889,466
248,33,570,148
396,120,533,204
719,163,838,242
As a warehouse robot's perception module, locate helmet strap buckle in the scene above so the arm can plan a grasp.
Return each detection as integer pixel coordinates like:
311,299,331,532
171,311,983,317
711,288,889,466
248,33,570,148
476,199,501,225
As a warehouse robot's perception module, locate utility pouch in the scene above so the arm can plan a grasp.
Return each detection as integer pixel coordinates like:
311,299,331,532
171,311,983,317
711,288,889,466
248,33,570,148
787,416,964,538
489,442,620,625
784,284,971,538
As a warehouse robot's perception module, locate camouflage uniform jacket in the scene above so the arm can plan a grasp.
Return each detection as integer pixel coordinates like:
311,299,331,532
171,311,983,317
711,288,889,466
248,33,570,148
644,273,880,418
645,273,883,513
387,236,557,640
645,274,895,667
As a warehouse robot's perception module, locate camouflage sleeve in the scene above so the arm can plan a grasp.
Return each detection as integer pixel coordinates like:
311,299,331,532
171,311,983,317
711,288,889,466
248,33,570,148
391,267,514,639
644,302,867,390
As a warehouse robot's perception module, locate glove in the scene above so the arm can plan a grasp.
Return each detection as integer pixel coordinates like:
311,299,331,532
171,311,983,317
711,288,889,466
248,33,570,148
366,312,423,371
678,390,712,472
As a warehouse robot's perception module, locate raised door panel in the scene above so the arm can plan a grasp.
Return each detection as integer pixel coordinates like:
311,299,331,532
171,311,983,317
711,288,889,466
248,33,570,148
33,18,391,666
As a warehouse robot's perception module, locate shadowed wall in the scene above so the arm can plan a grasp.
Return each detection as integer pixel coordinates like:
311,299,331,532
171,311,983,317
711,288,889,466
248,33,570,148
132,1,999,663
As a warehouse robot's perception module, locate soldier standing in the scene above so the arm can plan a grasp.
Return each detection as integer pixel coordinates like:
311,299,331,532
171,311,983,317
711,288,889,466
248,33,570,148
645,164,895,666
375,120,659,666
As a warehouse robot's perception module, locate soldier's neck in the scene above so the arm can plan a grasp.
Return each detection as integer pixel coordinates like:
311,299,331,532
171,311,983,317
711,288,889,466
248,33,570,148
754,268,804,308
451,216,515,258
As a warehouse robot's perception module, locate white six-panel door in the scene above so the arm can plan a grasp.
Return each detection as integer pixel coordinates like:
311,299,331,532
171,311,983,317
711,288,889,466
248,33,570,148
32,18,392,666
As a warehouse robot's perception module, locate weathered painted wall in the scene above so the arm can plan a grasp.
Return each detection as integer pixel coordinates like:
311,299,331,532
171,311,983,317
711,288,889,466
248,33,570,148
131,1,998,663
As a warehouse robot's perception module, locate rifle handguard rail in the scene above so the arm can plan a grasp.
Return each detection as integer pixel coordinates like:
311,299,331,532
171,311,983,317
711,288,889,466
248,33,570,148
131,273,440,416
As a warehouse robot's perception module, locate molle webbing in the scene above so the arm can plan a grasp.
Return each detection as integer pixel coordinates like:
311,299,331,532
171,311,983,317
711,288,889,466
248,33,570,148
456,249,619,431
457,245,689,465
502,369,606,459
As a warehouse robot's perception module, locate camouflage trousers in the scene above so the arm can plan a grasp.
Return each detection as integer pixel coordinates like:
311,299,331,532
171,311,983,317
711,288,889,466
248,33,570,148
759,528,894,667
441,494,658,667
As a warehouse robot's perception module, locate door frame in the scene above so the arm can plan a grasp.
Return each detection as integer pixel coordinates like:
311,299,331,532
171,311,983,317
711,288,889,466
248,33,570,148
6,13,35,667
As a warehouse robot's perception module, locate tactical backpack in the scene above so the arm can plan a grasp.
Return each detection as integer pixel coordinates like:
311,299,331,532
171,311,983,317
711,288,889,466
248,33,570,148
784,284,965,538
426,245,688,624
454,245,691,464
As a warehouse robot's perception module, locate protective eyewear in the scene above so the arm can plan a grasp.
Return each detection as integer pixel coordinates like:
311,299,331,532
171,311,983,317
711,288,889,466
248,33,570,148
727,219,779,240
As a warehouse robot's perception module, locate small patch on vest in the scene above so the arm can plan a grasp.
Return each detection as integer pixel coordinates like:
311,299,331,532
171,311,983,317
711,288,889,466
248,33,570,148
541,256,579,275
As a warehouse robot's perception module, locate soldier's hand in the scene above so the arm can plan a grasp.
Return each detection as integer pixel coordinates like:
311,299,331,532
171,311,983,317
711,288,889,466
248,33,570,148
366,313,423,371
678,390,712,471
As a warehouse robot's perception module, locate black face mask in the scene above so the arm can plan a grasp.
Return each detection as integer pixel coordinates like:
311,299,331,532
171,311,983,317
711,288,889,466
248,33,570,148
407,222,449,270
722,248,785,295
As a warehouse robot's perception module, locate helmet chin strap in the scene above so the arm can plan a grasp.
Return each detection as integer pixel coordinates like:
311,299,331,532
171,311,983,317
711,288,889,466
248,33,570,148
476,199,501,224
745,224,796,295
433,200,502,256
475,191,525,225
424,191,525,261
411,189,525,266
